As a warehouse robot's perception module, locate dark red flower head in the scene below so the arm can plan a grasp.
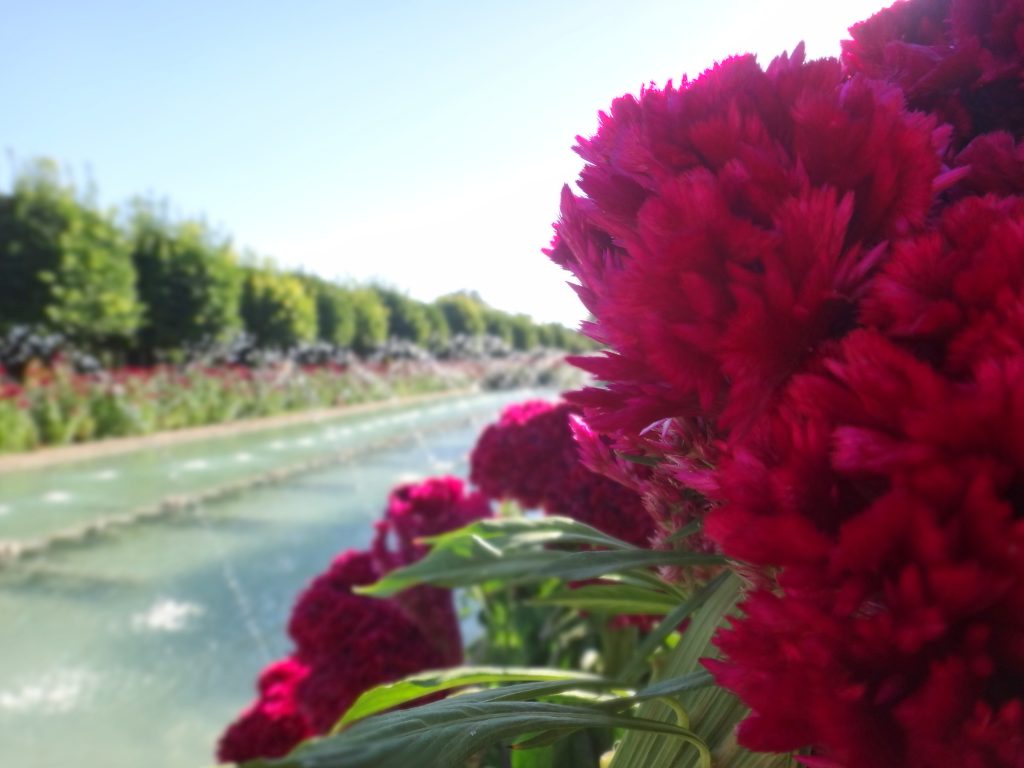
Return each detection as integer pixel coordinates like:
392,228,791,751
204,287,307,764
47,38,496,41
843,0,1024,147
707,330,1024,766
216,657,312,764
471,399,655,546
549,46,941,442
373,475,490,566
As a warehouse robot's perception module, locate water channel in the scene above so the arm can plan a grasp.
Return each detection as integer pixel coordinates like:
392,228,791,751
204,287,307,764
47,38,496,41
0,389,540,768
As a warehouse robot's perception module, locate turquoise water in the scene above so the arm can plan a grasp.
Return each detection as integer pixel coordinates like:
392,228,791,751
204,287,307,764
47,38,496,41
0,390,540,768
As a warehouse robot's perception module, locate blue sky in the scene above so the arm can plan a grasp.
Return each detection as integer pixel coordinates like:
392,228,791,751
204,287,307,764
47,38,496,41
1,0,887,327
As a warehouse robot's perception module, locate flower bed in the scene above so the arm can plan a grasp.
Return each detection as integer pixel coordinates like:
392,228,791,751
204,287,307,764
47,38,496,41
0,359,473,454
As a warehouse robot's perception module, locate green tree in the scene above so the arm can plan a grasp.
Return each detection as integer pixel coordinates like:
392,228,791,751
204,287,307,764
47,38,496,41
509,313,539,350
350,287,390,354
129,204,242,356
302,277,357,348
374,286,431,345
483,309,514,345
240,266,317,348
436,293,485,337
0,160,141,348
423,303,451,345
535,323,557,348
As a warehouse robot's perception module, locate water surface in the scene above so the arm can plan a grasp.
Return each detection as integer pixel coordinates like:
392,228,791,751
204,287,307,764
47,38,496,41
0,389,541,768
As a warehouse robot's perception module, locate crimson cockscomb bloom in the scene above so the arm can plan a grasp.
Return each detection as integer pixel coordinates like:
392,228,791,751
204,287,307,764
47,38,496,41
294,600,446,733
843,0,1024,148
707,330,1024,766
219,474,489,762
371,476,490,664
470,400,571,509
471,400,655,546
548,46,942,443
216,658,312,763
373,475,491,565
862,194,1024,374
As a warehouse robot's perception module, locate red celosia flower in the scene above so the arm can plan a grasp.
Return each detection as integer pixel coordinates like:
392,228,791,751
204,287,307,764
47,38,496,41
371,476,490,664
219,474,489,761
471,400,655,546
470,400,570,509
295,602,447,733
843,0,1024,148
216,658,312,763
373,476,491,565
549,46,942,441
862,194,1024,375
706,330,1024,766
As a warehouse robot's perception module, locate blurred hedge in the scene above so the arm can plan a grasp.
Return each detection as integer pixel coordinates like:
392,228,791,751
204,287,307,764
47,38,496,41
0,160,595,362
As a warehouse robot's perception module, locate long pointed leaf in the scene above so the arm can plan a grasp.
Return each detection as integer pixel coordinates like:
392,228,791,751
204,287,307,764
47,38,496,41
529,583,679,615
336,666,608,728
361,545,723,597
243,694,710,768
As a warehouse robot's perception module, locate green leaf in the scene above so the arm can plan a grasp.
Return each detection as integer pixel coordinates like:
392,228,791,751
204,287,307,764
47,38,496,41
360,545,724,597
336,666,608,729
619,571,733,683
610,670,715,708
616,453,664,467
242,685,709,768
665,518,703,543
529,583,680,615
609,572,768,768
535,550,724,583
422,515,639,552
358,516,723,598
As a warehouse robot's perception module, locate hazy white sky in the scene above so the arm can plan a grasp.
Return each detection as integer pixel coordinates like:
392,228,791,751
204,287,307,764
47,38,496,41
1,0,889,327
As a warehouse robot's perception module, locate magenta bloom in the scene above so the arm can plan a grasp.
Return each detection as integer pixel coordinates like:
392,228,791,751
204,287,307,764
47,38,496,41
218,477,488,761
843,0,1024,149
548,46,941,442
862,194,1024,375
471,400,655,546
373,475,491,565
216,658,312,764
707,330,1024,766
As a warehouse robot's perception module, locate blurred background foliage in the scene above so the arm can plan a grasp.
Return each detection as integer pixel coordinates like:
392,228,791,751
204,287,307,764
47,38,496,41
0,158,596,365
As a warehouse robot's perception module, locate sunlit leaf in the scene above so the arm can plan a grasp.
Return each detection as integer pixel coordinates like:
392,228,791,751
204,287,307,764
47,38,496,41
241,683,710,768
529,582,679,615
336,666,608,729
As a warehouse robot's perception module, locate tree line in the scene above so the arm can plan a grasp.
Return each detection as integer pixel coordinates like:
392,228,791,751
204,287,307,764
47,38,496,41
0,160,593,363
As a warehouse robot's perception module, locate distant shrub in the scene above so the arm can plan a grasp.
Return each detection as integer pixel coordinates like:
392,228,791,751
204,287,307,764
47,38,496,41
349,288,389,354
375,287,431,346
129,204,242,357
436,294,485,337
240,267,317,348
0,160,141,350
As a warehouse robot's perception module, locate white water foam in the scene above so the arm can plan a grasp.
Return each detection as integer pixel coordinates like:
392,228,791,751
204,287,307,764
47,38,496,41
268,440,287,451
234,452,253,463
0,668,97,714
131,598,204,633
43,491,71,504
181,459,209,472
0,504,10,516
93,469,119,481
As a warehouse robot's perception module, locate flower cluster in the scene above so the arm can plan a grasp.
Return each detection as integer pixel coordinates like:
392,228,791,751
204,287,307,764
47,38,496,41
842,0,1024,149
216,477,489,763
547,0,1024,764
470,399,655,546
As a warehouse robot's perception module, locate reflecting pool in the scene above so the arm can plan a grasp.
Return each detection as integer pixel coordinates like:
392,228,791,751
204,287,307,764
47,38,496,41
0,389,539,768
